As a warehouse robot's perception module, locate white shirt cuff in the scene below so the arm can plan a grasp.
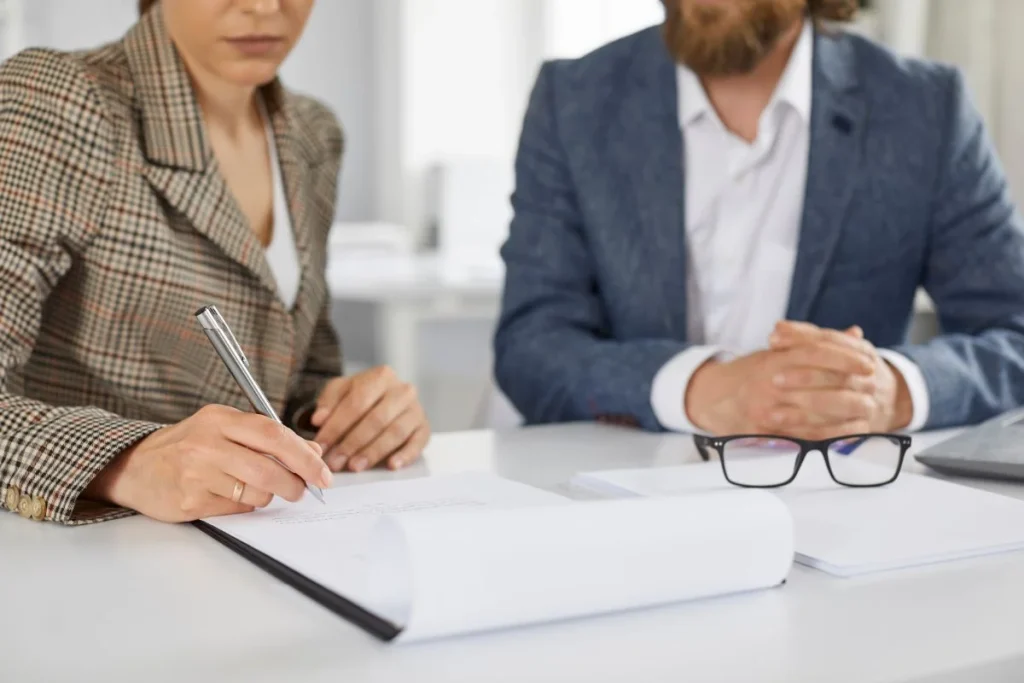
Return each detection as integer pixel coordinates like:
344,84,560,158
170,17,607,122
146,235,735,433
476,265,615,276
651,346,724,433
878,349,930,432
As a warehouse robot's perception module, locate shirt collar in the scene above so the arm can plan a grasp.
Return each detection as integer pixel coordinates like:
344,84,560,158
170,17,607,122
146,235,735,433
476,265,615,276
677,19,813,129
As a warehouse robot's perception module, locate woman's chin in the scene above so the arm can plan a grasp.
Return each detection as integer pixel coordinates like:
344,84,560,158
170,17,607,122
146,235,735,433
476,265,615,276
217,63,283,88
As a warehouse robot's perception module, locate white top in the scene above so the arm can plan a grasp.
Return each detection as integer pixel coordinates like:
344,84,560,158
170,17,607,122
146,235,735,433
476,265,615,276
5,424,1024,683
650,21,929,434
261,103,301,309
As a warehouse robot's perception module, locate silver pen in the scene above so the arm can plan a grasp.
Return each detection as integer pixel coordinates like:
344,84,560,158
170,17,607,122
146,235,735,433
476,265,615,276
195,305,326,504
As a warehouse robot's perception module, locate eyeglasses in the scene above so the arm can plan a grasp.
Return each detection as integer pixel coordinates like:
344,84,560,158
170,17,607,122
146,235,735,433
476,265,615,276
693,433,913,488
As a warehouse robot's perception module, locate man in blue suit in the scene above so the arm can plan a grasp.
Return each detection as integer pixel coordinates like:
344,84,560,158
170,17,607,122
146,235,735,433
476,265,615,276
493,0,1024,438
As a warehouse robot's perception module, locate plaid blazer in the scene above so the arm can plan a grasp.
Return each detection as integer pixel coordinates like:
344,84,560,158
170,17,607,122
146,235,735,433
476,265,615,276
0,9,344,525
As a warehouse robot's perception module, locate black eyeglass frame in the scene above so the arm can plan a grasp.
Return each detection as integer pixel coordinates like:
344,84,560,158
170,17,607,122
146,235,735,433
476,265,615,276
693,433,913,489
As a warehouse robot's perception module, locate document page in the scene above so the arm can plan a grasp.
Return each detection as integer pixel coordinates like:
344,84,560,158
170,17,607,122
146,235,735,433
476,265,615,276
376,487,792,641
205,473,564,627
574,456,1024,576
203,473,793,643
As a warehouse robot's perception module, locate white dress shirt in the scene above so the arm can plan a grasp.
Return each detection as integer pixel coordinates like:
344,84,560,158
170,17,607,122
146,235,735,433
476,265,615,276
260,102,301,310
650,21,929,433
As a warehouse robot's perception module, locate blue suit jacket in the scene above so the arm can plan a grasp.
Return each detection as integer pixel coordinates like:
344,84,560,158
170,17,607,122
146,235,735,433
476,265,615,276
494,25,1024,432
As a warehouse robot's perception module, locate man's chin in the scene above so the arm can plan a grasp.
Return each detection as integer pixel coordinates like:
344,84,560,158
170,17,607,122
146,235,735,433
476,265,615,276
676,24,768,76
683,55,763,78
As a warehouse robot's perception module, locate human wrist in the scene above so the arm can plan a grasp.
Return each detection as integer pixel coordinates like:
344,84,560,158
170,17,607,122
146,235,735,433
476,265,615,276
885,361,914,431
684,358,728,433
83,437,147,508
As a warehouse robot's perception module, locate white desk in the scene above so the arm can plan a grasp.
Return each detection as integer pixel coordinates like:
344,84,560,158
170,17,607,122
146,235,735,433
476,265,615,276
4,424,1024,683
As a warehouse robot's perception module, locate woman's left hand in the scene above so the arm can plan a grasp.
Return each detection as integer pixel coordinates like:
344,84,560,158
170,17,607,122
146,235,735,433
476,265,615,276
309,367,430,473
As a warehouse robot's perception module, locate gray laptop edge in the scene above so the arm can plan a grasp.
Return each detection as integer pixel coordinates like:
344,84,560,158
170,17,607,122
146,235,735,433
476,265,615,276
916,407,1024,481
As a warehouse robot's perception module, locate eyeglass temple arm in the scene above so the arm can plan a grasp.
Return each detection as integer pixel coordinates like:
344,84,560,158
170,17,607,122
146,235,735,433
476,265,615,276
693,435,712,462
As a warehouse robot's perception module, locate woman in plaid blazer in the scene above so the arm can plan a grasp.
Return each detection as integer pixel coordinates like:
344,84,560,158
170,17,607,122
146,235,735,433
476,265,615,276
0,0,430,525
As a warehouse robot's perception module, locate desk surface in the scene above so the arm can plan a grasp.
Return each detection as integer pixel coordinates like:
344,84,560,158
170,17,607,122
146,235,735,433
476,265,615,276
4,424,1024,683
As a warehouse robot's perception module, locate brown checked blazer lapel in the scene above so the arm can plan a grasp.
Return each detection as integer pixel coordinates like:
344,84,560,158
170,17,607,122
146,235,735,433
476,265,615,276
268,99,329,369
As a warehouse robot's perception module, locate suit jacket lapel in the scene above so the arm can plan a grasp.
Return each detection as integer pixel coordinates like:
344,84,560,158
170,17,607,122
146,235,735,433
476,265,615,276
266,91,314,306
611,28,689,339
786,32,866,321
124,8,279,295
262,87,338,386
264,86,329,367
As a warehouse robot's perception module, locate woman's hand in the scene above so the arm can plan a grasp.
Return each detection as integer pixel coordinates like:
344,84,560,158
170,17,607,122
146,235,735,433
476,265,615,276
310,366,431,473
85,405,331,522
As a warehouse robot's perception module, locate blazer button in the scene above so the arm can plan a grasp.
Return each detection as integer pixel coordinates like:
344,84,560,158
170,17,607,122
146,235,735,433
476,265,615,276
30,496,47,521
3,486,20,512
17,495,33,519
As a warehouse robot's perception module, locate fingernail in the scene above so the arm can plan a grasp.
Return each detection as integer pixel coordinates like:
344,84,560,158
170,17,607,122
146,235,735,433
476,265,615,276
319,465,333,488
328,454,348,472
769,333,781,346
350,456,368,472
312,407,328,425
316,441,330,453
773,374,786,387
388,457,403,471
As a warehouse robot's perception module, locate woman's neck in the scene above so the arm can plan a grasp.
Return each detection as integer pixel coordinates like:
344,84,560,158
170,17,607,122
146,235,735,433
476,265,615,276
197,85,261,139
180,53,262,140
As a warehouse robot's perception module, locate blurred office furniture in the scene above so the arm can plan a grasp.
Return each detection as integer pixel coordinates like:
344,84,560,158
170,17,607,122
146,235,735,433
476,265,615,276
329,221,418,255
425,157,513,271
327,248,523,431
329,158,513,431
328,248,503,386
327,223,505,431
330,153,511,386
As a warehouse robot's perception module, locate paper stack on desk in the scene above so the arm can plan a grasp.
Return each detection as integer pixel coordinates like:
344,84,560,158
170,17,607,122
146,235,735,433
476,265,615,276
573,456,1024,577
199,473,793,643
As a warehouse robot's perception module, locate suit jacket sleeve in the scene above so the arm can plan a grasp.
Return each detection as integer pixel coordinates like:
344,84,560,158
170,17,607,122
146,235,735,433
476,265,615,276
493,63,688,430
0,51,162,525
892,68,1024,429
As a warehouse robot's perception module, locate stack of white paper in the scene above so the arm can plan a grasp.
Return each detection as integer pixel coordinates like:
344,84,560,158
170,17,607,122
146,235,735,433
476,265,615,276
204,473,794,642
573,456,1024,576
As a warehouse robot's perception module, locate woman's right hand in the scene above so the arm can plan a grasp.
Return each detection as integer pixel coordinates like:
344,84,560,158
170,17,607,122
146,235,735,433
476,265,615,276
85,405,332,522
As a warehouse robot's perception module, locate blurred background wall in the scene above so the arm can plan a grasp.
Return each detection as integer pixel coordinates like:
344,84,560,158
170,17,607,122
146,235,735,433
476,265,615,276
0,0,1016,431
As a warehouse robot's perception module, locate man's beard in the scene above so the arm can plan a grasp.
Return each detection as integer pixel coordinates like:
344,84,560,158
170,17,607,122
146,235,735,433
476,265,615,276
664,0,807,76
